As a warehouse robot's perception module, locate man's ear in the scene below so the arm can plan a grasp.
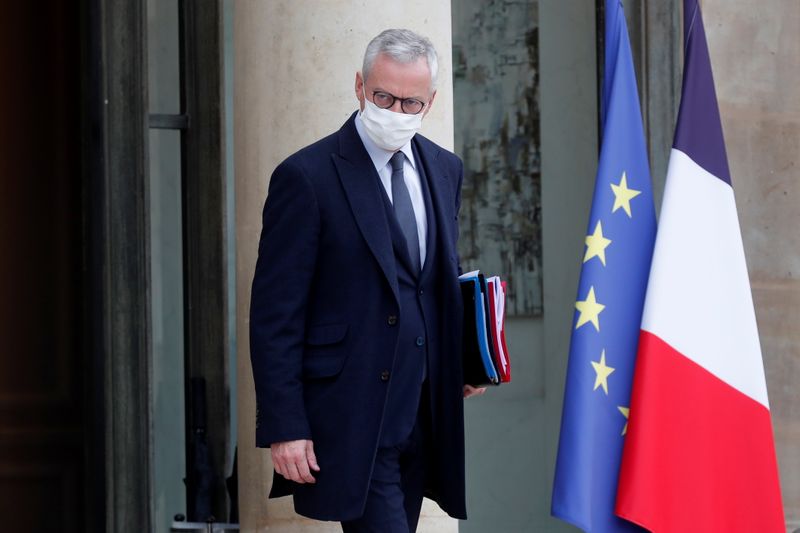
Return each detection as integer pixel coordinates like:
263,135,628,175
355,72,365,110
423,89,437,118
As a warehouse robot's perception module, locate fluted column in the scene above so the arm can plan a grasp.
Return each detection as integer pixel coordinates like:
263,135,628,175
234,2,457,531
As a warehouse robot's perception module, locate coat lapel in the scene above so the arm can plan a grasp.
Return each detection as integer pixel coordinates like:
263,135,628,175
413,137,457,280
332,114,400,304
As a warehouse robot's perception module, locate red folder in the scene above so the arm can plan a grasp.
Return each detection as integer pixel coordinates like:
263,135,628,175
486,278,511,383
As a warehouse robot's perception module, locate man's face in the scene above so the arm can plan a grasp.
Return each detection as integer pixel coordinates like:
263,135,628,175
355,53,436,117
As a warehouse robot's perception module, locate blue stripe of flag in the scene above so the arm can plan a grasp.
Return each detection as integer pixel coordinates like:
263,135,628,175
673,0,732,185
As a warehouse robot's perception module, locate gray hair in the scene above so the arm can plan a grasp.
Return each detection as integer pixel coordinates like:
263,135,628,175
362,29,439,91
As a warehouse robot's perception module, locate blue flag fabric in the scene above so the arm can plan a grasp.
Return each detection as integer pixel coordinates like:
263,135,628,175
551,1,656,531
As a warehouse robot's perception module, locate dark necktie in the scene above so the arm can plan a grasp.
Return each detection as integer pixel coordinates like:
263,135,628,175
390,152,421,273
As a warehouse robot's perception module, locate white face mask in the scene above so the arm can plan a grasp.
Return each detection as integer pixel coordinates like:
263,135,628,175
360,87,424,151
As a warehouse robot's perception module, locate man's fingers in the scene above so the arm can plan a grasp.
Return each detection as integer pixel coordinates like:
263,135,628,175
295,457,316,484
463,384,488,398
270,440,318,483
306,441,320,472
284,462,303,483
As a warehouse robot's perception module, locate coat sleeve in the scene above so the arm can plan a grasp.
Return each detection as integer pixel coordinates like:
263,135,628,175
250,159,320,447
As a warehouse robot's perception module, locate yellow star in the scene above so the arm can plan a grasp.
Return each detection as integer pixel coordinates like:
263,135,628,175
618,406,630,435
584,221,612,266
574,286,605,332
591,350,615,395
610,172,642,217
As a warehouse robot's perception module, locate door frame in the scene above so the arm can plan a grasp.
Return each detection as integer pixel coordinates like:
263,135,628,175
84,0,230,529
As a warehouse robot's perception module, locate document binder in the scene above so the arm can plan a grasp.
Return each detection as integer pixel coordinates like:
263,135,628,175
487,278,511,383
459,270,512,386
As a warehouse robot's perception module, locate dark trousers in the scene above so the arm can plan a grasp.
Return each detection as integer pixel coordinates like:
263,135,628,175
341,391,431,533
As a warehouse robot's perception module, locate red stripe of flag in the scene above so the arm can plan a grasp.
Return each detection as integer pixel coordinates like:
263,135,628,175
616,331,785,531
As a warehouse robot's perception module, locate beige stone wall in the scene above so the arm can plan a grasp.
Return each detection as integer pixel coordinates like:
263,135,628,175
703,1,800,528
233,1,457,531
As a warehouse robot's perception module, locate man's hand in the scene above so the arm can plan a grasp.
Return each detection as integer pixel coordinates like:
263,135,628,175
271,439,320,484
463,384,487,398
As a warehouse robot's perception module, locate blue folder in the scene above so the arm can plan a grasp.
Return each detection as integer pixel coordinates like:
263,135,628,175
459,271,500,385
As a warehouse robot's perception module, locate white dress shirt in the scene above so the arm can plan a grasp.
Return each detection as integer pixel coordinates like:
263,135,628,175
355,112,428,268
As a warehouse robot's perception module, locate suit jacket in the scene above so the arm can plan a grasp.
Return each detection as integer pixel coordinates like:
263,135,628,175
249,112,467,521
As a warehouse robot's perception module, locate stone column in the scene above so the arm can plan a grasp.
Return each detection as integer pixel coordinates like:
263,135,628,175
234,2,457,531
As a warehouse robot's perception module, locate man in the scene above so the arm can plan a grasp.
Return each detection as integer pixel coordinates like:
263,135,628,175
250,28,485,532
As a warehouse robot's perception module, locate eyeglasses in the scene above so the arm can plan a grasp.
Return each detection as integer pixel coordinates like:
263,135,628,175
371,90,427,115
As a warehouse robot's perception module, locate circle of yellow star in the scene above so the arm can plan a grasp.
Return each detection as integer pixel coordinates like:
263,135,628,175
584,220,612,266
618,406,630,435
610,172,642,218
574,286,605,332
591,350,615,395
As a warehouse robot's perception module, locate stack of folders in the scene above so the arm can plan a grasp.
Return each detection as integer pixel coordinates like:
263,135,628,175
459,270,512,387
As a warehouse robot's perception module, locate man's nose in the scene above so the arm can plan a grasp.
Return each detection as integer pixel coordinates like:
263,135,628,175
389,100,404,113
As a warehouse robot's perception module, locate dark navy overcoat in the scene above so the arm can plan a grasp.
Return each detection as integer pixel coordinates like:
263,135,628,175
249,112,467,521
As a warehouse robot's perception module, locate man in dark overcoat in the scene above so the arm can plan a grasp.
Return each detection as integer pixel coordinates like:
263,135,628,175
250,28,485,532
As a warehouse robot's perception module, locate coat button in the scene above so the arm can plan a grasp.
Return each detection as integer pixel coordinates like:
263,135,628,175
387,315,397,326
380,370,390,382
415,336,425,347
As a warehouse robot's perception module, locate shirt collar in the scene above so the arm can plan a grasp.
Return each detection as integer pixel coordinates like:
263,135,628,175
355,111,417,173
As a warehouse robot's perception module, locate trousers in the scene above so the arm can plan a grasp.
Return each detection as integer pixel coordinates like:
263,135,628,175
341,389,431,533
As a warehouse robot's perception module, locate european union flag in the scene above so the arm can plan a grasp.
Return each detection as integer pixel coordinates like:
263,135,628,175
551,1,656,531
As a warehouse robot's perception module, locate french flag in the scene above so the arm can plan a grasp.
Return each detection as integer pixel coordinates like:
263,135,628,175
615,1,786,531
